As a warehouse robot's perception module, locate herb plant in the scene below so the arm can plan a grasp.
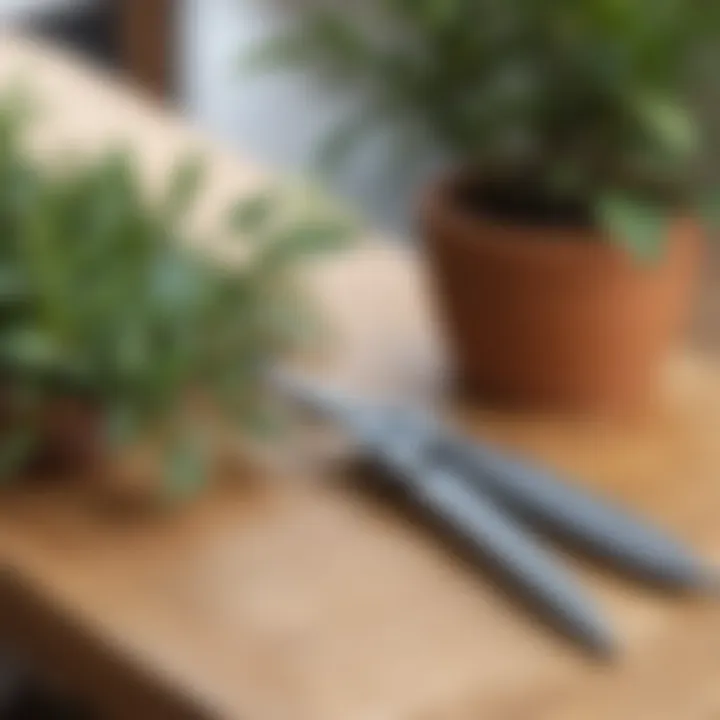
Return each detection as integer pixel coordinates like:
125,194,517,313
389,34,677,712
254,0,720,256
0,91,352,493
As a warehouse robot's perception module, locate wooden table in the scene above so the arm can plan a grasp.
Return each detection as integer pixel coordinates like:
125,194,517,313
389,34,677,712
2,34,720,720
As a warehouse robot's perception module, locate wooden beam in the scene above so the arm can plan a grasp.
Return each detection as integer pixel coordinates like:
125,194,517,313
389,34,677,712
120,0,175,100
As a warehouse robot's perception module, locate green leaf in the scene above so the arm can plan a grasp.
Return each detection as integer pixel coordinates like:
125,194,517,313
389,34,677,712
0,428,36,481
163,435,209,501
115,322,150,381
228,193,275,235
0,328,67,372
150,252,203,315
258,220,353,272
633,95,700,159
419,0,459,27
164,154,205,223
0,269,29,304
597,193,671,261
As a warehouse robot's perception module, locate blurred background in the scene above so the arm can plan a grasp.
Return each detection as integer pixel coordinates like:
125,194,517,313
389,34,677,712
181,0,438,231
4,0,435,233
10,0,720,236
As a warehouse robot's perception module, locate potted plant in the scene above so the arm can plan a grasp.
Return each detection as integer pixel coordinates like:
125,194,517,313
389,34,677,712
0,90,351,495
253,1,720,414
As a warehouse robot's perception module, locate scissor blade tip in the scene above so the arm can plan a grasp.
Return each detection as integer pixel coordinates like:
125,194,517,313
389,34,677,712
576,624,617,662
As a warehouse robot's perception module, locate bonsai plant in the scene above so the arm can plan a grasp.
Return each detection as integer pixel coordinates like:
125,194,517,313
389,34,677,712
0,90,352,494
253,0,720,414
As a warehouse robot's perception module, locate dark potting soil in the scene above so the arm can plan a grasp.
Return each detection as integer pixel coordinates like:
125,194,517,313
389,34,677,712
452,175,594,229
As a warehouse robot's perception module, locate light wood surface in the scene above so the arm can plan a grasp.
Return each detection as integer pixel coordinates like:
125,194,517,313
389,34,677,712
1,34,720,720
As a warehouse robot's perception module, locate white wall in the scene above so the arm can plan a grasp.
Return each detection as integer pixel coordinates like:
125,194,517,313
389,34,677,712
0,0,95,23
180,0,435,233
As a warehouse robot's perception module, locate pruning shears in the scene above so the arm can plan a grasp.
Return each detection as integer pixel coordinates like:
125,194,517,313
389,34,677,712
275,370,718,657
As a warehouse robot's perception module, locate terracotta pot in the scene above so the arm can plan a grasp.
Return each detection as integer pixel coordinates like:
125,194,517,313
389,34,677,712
421,175,703,415
0,389,106,477
33,395,106,475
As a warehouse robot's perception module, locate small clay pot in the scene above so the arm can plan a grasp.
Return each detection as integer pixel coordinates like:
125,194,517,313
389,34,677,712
0,388,106,477
32,395,106,475
421,174,703,415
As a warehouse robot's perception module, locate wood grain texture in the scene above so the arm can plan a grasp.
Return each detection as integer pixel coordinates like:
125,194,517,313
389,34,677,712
0,33,720,720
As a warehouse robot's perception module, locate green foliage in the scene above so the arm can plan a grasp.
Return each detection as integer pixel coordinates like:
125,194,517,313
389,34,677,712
252,0,720,255
0,90,353,489
598,194,670,261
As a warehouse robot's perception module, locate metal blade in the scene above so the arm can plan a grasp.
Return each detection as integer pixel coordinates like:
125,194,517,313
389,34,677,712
274,373,615,654
377,441,615,656
438,430,717,591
